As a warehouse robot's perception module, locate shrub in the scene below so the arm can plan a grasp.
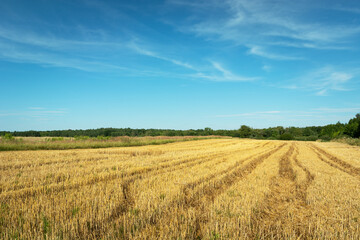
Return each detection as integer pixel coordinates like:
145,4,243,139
2,133,14,141
279,133,294,140
320,135,331,141
74,136,90,141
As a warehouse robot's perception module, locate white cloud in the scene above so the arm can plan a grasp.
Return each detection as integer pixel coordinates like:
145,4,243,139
284,67,355,96
0,26,119,51
247,45,303,60
128,42,196,70
172,0,360,58
313,107,360,113
0,108,67,118
334,7,360,14
128,42,258,82
193,61,258,82
216,110,281,118
0,45,131,73
262,65,271,71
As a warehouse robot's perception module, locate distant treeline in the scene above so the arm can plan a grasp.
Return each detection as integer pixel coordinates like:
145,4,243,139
1,114,360,141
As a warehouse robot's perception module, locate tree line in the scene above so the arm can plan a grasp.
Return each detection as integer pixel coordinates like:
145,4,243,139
1,114,360,141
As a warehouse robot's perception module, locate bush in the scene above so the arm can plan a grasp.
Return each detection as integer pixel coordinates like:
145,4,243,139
2,133,14,141
46,137,64,142
294,135,318,141
279,133,294,140
74,136,90,141
96,136,111,140
306,135,318,141
320,135,331,141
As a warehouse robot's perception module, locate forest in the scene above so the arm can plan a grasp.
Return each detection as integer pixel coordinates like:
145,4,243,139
1,114,360,141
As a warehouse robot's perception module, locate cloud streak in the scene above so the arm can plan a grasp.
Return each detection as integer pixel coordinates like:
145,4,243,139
216,111,281,118
128,42,196,70
170,0,360,59
193,61,258,82
247,45,303,60
128,42,258,82
215,108,360,120
0,108,67,118
283,67,355,96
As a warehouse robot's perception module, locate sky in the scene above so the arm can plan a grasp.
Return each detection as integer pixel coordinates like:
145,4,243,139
1,0,360,131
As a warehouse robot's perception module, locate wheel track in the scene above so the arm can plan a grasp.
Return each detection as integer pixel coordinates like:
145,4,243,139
0,156,107,171
85,143,284,239
3,142,266,238
0,142,268,200
0,149,229,198
293,147,315,192
0,140,246,171
0,141,268,174
190,143,286,239
180,143,276,194
132,143,286,239
311,144,360,176
249,143,316,239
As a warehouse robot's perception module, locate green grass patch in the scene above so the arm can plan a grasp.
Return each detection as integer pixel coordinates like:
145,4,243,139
0,136,224,151
333,137,360,146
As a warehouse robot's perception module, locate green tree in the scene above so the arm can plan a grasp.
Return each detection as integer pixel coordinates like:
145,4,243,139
2,133,14,141
344,114,360,138
239,125,252,138
279,133,294,140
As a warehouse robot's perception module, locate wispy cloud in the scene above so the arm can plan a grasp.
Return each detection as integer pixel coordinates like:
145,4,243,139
0,27,258,83
334,7,360,14
283,67,355,96
193,61,258,82
0,27,136,73
313,107,360,113
0,108,67,119
0,26,120,51
215,108,360,122
0,45,131,73
170,0,360,58
128,42,196,70
262,65,271,71
128,41,258,82
216,110,281,118
247,45,303,60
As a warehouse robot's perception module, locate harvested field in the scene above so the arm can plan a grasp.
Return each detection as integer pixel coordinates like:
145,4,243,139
0,139,359,239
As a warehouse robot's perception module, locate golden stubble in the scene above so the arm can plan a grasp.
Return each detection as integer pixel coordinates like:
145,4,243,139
0,139,359,239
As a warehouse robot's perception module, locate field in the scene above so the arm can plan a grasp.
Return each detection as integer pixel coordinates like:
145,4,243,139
0,136,219,151
0,139,360,239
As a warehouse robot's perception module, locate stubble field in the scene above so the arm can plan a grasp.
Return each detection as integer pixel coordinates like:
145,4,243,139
0,139,360,239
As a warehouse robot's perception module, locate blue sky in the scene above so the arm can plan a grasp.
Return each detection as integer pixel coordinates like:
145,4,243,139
1,0,360,131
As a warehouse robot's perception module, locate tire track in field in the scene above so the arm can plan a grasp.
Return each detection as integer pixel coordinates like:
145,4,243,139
179,143,277,193
181,144,283,207
189,143,286,239
0,156,108,171
249,143,315,239
293,147,315,192
0,143,218,171
0,141,264,175
132,143,286,239
0,144,244,193
0,140,266,175
108,143,277,219
86,143,284,239
0,140,240,171
0,148,231,198
310,144,360,177
83,142,279,238
0,143,268,200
